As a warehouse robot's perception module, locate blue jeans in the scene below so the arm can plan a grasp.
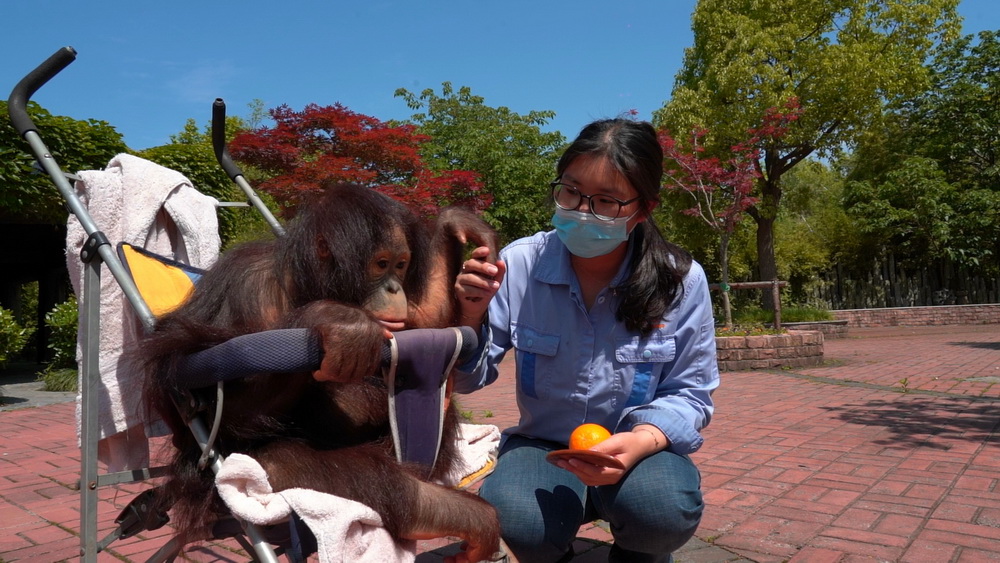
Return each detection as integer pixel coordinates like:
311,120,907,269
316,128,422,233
479,435,703,563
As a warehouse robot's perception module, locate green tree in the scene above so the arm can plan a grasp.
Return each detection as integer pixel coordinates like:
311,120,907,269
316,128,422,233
844,157,957,268
845,155,999,275
395,82,566,244
169,99,264,146
169,118,209,146
148,104,279,247
777,159,853,304
138,143,275,248
909,30,1000,191
655,0,960,305
0,101,127,223
0,306,33,367
847,29,1000,276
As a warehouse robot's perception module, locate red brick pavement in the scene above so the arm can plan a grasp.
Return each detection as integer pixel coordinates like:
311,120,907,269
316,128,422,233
1,324,998,562
689,325,1000,562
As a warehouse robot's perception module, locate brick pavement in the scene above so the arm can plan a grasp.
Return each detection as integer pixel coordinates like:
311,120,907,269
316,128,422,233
689,324,1000,562
1,324,998,562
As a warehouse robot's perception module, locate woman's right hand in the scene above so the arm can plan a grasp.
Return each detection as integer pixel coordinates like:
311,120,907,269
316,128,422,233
455,245,505,328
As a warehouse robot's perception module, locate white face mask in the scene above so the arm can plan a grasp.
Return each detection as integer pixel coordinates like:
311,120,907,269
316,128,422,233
551,207,634,258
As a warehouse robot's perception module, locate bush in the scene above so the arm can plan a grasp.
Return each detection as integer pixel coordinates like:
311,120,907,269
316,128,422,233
38,297,79,392
40,368,78,392
729,306,833,325
0,307,33,368
782,306,834,322
715,323,786,337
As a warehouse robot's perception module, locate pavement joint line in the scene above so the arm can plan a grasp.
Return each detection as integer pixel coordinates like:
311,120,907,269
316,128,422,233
765,368,1000,403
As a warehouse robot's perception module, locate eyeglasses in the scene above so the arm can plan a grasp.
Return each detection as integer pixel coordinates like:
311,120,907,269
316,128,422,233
550,181,640,222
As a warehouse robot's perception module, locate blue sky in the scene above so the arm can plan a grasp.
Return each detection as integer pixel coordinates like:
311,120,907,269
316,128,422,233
2,1,997,151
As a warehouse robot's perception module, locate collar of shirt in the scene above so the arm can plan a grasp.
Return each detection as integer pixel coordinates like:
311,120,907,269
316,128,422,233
532,230,635,290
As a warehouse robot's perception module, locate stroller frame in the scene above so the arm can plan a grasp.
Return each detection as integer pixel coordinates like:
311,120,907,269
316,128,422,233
8,46,474,563
8,46,289,562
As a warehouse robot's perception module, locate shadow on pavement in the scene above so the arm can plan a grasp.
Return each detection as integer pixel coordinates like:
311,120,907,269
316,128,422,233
822,396,1000,449
949,340,1000,350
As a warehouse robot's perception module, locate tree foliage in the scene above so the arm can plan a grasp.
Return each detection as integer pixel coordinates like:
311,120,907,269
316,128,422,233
144,107,279,248
228,103,490,218
138,142,275,249
844,157,956,264
660,103,799,324
660,127,759,242
909,30,1000,190
780,159,853,261
845,155,999,272
395,82,565,243
0,101,127,224
775,159,852,302
655,0,961,294
846,29,1000,276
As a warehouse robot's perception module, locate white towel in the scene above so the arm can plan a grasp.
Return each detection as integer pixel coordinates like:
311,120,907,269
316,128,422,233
215,423,500,561
217,454,417,563
437,423,501,488
67,153,220,471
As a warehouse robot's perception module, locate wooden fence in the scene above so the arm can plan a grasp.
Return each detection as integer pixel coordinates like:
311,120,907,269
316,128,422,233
806,257,999,310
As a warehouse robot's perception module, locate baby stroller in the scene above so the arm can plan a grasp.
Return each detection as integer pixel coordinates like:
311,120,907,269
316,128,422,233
8,46,493,562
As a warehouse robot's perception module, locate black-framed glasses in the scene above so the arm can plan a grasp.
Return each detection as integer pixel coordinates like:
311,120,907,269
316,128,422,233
550,181,639,222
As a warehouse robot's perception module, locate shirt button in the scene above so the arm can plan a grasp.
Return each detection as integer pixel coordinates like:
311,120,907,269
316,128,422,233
526,339,534,347
642,349,653,359
598,296,605,304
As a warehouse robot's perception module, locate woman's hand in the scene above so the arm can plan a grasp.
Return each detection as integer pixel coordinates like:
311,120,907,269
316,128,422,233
555,425,668,486
454,245,506,328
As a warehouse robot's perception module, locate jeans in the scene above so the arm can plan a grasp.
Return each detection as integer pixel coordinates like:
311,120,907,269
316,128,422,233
479,435,703,563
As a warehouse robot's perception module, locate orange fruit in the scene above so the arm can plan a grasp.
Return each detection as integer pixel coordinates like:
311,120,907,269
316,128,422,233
569,423,612,450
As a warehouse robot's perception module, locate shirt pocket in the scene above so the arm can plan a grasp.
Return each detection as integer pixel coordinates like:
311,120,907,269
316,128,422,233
511,325,560,400
615,336,676,407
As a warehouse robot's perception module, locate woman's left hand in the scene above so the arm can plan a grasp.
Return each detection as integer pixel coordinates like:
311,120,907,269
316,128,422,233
555,426,666,486
454,245,505,327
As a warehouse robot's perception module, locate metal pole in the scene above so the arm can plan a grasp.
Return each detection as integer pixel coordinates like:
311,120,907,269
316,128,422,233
772,279,782,330
79,259,101,562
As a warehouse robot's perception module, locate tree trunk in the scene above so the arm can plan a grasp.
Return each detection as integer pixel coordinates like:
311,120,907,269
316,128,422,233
755,214,777,310
752,164,783,311
720,232,733,329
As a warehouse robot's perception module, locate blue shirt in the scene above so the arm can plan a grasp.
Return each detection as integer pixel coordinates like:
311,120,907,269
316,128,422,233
453,230,719,455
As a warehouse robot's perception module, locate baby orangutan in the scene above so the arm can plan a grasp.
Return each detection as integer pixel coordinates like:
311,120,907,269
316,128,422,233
142,182,501,561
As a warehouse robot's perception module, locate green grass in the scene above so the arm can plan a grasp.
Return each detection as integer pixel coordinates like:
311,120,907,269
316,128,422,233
730,306,833,325
716,306,834,337
39,368,78,392
715,324,786,337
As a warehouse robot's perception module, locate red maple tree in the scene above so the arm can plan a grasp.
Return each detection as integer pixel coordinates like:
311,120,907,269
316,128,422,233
660,99,801,327
229,103,491,217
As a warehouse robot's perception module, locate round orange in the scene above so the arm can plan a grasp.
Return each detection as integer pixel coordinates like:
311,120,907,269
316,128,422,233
569,423,612,450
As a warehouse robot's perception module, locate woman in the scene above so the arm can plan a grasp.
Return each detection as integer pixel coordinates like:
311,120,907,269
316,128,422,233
454,118,719,563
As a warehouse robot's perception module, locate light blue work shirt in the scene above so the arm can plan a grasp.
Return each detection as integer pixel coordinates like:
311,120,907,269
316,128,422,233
453,230,719,455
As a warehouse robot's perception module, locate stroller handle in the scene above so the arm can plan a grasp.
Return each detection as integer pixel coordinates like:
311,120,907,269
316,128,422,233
212,98,244,181
211,97,286,237
175,326,478,389
8,46,77,136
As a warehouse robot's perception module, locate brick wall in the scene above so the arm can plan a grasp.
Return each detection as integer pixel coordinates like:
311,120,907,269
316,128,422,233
782,321,849,339
831,304,1000,328
716,331,824,372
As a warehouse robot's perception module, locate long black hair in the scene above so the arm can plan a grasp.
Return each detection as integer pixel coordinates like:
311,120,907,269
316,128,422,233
557,119,692,336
